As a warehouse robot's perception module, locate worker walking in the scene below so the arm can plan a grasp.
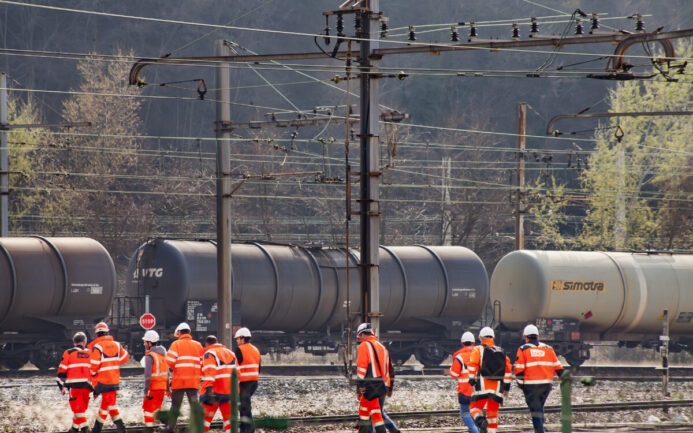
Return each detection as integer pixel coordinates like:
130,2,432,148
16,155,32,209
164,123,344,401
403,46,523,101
200,335,237,432
467,327,511,433
89,322,129,433
514,324,564,433
165,322,203,433
141,330,169,433
355,323,391,433
449,331,479,433
233,327,261,433
57,332,93,433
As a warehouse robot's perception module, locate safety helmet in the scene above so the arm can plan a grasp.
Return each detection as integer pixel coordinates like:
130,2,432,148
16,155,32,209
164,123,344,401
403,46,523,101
479,326,495,339
461,331,475,344
174,322,191,333
523,324,539,337
142,330,160,343
234,327,252,338
356,323,373,336
95,322,109,333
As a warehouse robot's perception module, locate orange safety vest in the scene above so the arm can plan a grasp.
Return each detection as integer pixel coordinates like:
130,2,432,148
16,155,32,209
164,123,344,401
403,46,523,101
467,338,512,403
166,334,203,389
58,346,93,389
90,335,129,386
236,342,261,383
147,350,169,391
201,343,236,395
356,335,391,387
514,341,562,385
449,345,474,396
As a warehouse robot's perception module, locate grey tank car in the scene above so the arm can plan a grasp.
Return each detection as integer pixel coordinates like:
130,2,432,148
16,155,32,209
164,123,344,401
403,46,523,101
0,237,116,369
120,239,490,366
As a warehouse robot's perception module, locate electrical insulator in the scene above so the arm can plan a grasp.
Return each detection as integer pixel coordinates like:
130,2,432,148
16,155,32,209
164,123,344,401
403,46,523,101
380,17,389,38
512,23,520,39
633,14,645,32
530,17,539,34
469,22,478,40
323,16,331,45
408,25,416,41
337,14,345,37
575,19,584,35
590,13,599,33
451,25,459,42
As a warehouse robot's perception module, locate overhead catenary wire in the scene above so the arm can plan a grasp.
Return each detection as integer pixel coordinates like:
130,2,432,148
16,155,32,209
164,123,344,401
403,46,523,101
0,1,689,64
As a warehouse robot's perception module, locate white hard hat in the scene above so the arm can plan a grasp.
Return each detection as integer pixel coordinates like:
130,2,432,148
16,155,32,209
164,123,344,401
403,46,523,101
479,326,495,339
461,331,475,344
234,327,252,338
95,322,109,333
175,322,191,333
523,324,539,337
356,323,373,336
142,330,160,343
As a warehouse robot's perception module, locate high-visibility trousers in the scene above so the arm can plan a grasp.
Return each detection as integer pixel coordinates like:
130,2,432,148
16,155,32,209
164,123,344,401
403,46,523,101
358,395,384,429
69,388,91,430
203,401,232,432
472,398,500,433
96,391,122,424
143,390,166,427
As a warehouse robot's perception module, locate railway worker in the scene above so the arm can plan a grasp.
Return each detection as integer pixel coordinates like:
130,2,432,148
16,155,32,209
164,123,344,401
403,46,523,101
200,335,236,432
89,321,130,433
233,327,261,433
165,322,203,433
449,331,479,433
57,331,93,433
354,322,391,433
467,327,511,433
141,330,169,433
513,324,564,433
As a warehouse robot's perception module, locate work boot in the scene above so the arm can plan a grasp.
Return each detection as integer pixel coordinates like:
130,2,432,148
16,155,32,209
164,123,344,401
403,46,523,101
475,417,488,433
67,427,78,433
374,426,387,433
91,421,103,433
114,420,127,433
80,427,89,433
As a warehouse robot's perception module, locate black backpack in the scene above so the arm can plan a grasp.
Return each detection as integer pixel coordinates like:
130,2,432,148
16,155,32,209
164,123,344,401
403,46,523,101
479,344,506,380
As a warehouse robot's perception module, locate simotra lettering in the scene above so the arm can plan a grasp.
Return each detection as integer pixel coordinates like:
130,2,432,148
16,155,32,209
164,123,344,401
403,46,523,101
551,280,605,292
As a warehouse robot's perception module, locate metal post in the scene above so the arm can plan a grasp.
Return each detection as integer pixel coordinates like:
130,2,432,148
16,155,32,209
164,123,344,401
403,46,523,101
560,369,572,433
359,0,381,336
1,73,8,237
441,157,452,246
661,309,670,397
215,40,234,349
515,102,526,250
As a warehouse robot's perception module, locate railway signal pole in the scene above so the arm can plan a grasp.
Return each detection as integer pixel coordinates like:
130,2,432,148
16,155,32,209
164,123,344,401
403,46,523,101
515,102,527,250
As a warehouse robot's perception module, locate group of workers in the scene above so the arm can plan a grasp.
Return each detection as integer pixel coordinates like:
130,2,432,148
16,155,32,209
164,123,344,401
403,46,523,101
355,323,563,433
57,321,261,433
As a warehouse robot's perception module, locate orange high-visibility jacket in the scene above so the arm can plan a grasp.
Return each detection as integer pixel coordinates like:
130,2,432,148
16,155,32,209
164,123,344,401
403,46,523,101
467,338,512,403
58,346,93,389
146,349,169,391
449,345,474,396
201,343,236,396
166,334,203,389
356,335,392,388
235,342,261,383
90,335,129,387
514,341,563,385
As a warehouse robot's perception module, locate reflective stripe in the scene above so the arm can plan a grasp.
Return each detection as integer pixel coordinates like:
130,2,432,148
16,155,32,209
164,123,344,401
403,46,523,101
525,361,561,367
178,355,200,361
98,365,121,372
201,376,215,382
237,364,259,369
523,378,554,384
238,371,257,377
91,359,101,365
67,363,91,369
65,378,90,383
176,362,200,368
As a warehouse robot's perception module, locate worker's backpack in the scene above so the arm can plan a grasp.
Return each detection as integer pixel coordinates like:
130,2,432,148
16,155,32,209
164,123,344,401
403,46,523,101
479,344,506,380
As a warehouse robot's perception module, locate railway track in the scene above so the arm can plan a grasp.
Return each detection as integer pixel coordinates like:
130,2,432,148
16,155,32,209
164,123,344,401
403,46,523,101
58,399,693,433
5,364,693,380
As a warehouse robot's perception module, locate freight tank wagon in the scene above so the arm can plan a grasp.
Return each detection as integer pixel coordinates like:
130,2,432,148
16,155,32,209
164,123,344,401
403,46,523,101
490,250,693,366
0,237,116,369
122,239,489,365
